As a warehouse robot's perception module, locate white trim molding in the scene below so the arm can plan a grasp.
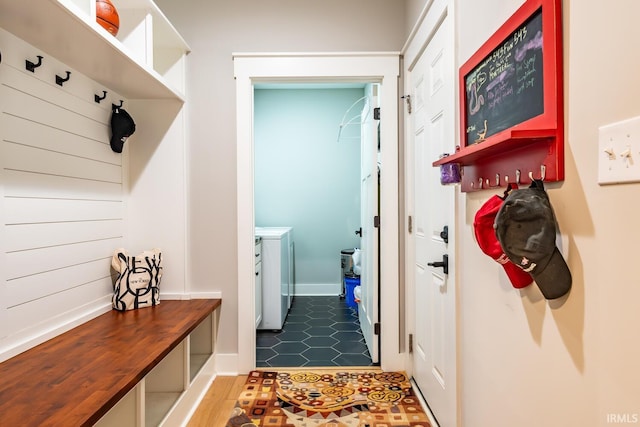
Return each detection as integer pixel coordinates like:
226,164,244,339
234,52,401,374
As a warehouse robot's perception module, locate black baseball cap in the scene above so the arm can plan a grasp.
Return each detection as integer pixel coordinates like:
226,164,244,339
110,107,136,153
494,180,571,300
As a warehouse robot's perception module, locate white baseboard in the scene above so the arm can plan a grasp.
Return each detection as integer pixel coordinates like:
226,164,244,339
189,291,223,299
161,291,223,300
164,353,218,426
294,283,341,296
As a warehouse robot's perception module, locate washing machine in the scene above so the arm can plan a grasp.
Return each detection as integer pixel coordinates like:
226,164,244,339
255,227,294,330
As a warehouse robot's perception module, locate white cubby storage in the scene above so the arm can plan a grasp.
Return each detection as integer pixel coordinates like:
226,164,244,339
0,0,191,353
93,311,217,427
190,314,215,382
0,0,208,425
145,341,187,426
0,0,189,100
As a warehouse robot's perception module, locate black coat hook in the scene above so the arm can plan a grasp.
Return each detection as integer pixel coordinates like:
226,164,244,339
56,71,71,86
112,100,124,109
26,55,43,72
94,90,108,103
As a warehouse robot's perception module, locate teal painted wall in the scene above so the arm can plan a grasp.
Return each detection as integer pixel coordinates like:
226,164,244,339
255,88,363,293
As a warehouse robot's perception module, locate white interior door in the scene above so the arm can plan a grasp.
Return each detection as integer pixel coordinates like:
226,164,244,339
358,84,379,363
410,15,457,427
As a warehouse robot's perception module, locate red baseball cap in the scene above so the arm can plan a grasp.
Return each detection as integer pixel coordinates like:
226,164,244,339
473,195,533,289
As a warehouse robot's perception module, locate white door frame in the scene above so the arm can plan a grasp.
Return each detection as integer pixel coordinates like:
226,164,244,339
234,53,401,374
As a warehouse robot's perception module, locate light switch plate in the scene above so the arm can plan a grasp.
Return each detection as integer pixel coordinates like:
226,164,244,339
598,116,640,185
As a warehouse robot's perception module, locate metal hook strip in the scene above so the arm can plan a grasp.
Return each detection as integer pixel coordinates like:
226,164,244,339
485,173,501,188
528,164,546,181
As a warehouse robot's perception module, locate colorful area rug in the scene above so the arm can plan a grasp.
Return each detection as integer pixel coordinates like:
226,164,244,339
226,370,432,426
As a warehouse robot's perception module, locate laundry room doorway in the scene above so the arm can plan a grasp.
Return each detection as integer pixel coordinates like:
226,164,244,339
253,83,378,367
234,53,402,373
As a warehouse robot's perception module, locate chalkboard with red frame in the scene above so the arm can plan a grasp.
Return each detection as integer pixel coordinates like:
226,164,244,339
433,0,563,192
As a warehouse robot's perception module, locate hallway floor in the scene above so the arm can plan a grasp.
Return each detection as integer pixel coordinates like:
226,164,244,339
256,295,376,367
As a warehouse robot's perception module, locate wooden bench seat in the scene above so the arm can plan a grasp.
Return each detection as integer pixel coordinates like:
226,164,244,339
0,299,222,427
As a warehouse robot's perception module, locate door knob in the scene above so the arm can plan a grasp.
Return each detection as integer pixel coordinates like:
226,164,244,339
427,254,449,275
355,227,362,236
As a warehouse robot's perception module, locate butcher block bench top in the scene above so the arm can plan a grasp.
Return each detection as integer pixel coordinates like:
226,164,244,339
0,298,222,427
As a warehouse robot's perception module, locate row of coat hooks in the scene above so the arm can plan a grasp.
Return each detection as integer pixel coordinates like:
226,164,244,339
469,164,546,190
25,54,124,109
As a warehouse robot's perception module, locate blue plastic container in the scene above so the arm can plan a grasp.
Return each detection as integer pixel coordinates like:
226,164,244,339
344,275,360,308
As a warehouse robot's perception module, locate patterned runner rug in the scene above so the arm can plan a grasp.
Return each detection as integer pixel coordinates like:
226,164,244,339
225,370,432,426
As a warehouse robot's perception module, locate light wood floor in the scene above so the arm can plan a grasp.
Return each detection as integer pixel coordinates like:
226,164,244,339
187,375,248,427
186,368,382,426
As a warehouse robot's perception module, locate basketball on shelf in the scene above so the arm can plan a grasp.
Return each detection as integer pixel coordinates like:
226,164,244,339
96,0,119,37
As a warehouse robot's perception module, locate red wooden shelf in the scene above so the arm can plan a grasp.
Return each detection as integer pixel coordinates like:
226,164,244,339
432,128,556,167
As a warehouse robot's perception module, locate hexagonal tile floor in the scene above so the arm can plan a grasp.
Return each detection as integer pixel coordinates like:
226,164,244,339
256,295,376,367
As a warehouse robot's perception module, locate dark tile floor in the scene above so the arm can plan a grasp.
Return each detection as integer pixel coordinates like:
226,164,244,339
256,295,376,367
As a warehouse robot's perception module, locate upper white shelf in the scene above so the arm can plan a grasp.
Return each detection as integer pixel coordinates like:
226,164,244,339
0,0,190,100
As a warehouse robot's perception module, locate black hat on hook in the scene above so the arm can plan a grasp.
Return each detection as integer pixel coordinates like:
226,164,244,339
494,179,571,300
110,105,136,153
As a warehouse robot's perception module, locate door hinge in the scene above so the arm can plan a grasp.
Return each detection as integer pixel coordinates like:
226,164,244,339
408,215,413,234
373,107,380,120
401,94,412,114
374,322,381,335
373,215,380,228
408,333,413,353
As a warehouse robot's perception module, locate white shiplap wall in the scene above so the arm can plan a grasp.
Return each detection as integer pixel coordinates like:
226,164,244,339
0,28,126,360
